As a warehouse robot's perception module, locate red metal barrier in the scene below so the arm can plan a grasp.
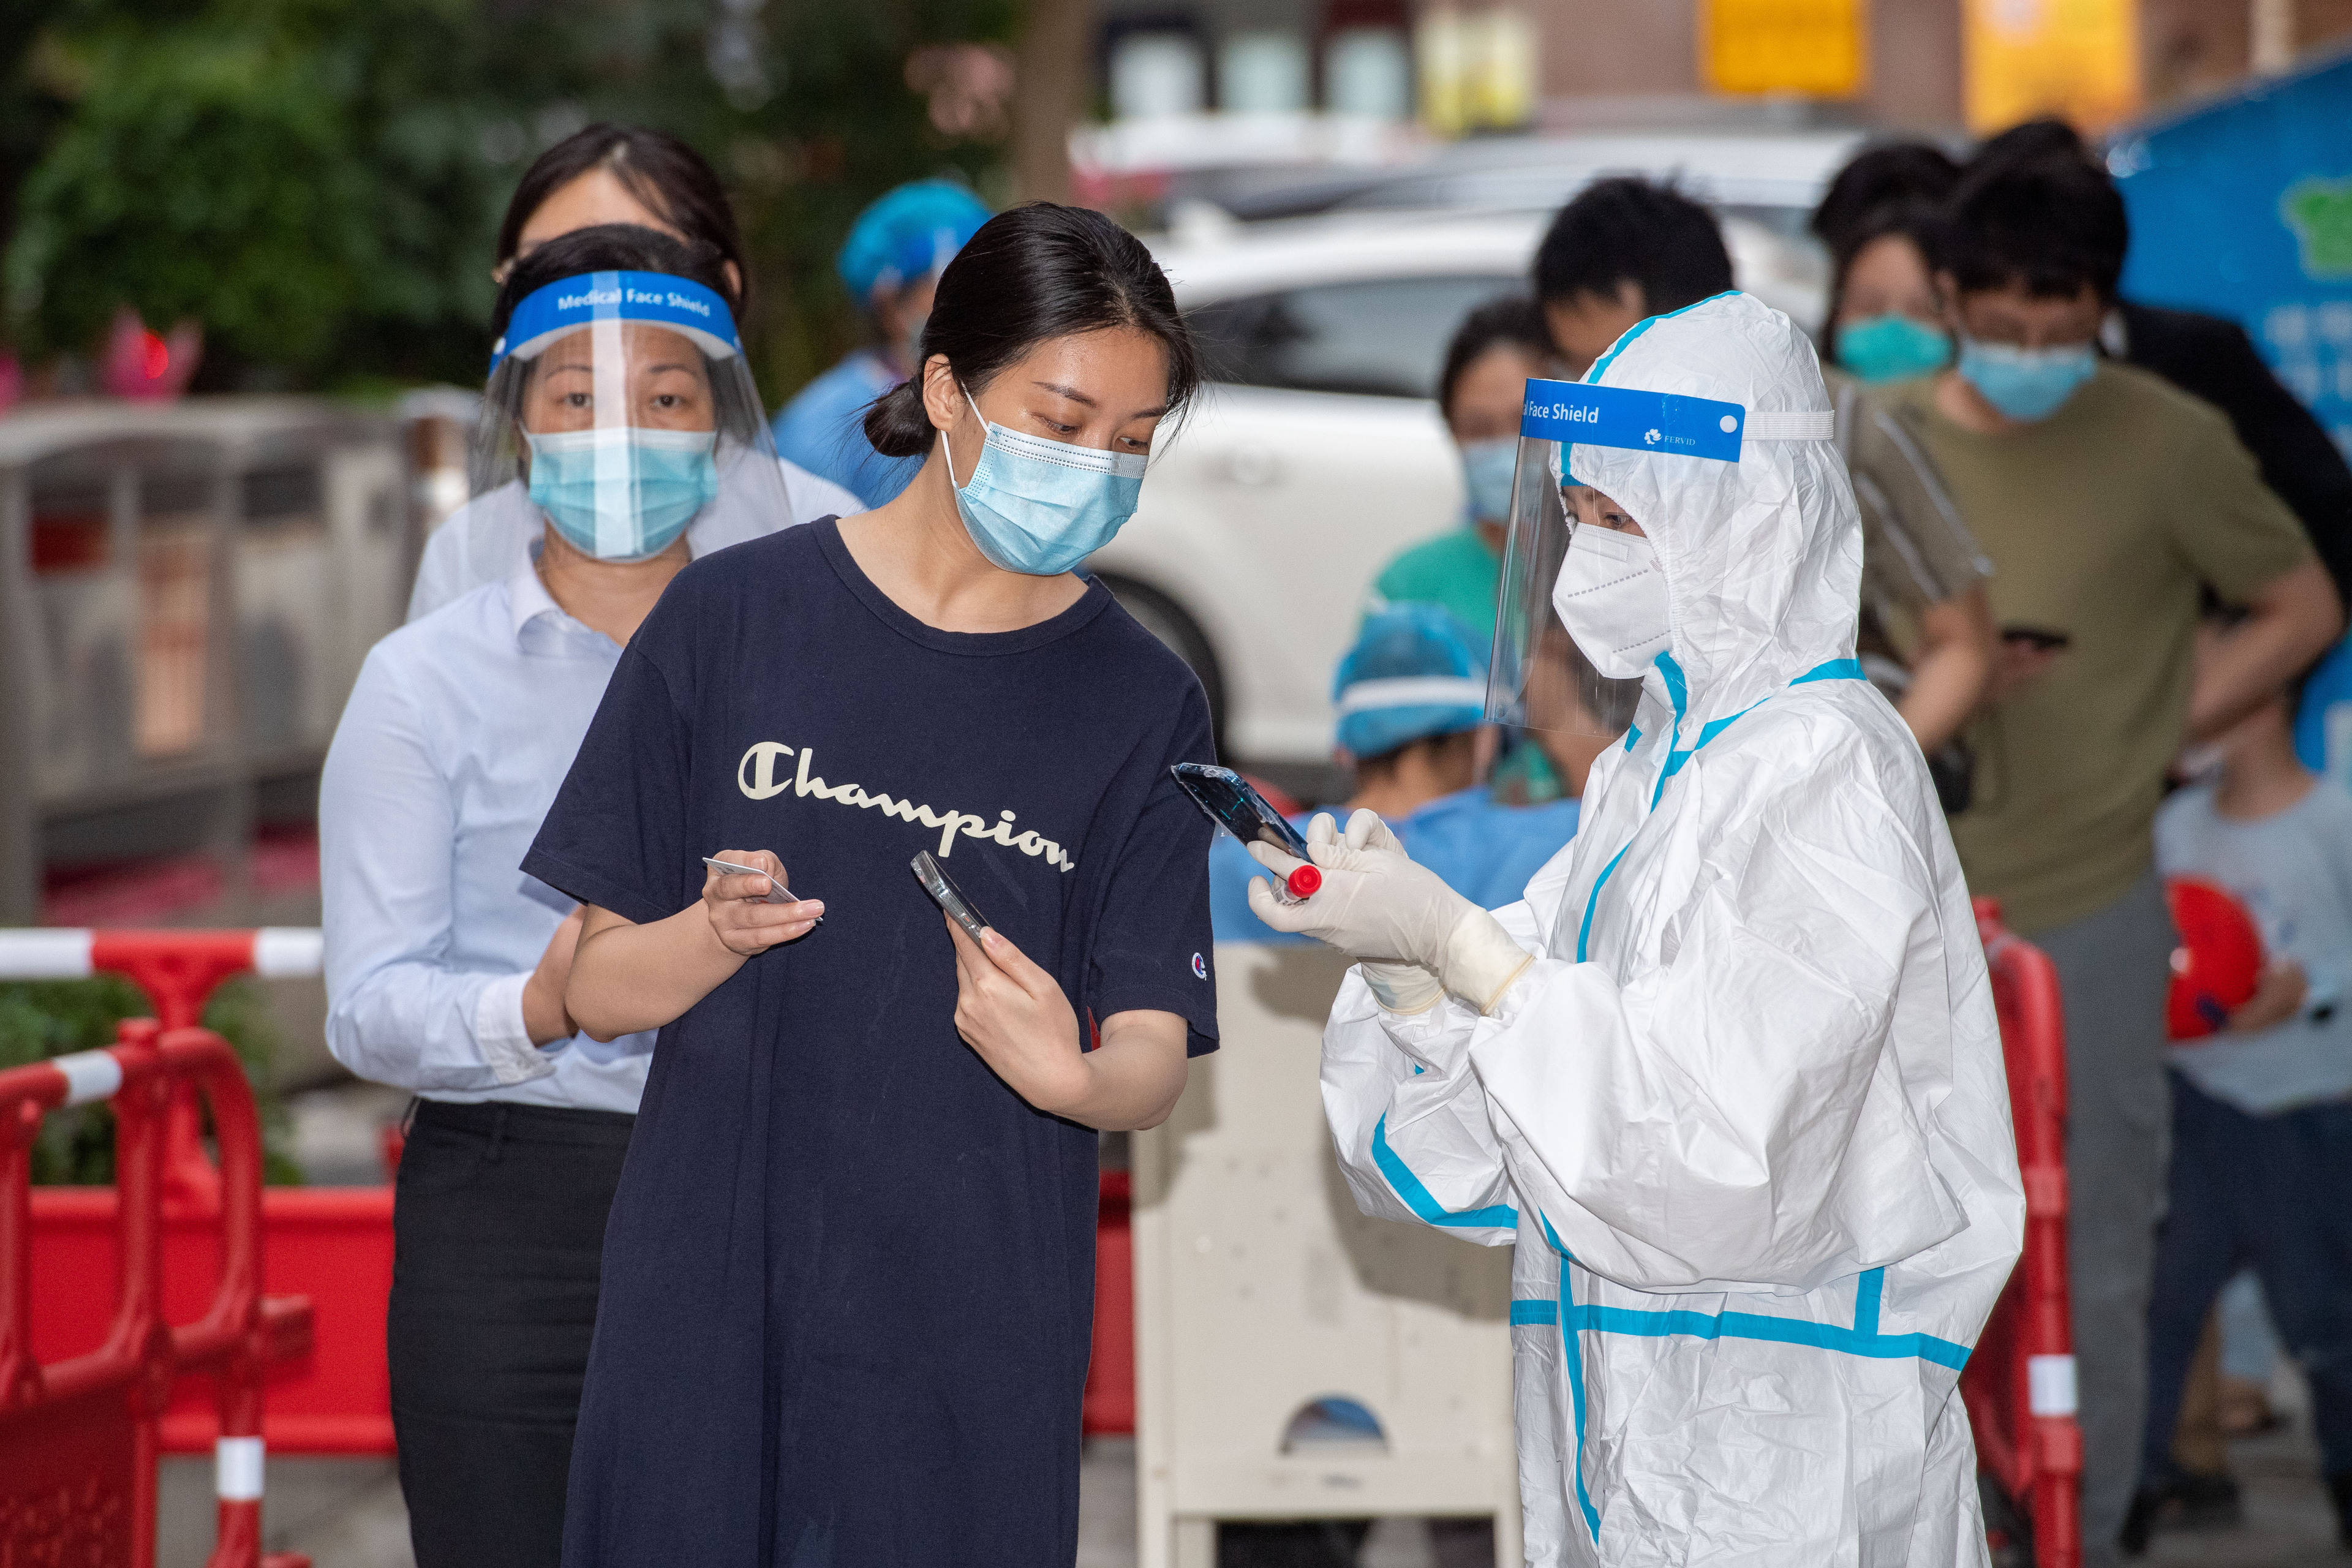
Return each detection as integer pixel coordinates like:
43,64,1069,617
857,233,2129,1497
1085,1171,1134,1435
1963,898,2082,1568
0,1022,312,1568
2,928,394,1457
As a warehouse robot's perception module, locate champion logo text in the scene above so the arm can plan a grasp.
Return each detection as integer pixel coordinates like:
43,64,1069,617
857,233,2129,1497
737,742,1076,871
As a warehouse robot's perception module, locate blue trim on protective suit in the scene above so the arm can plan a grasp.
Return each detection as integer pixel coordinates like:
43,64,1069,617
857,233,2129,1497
1575,843,1632,965
1371,1113,1518,1229
1646,650,1692,810
1540,1215,1605,1539
1518,1235,1967,1545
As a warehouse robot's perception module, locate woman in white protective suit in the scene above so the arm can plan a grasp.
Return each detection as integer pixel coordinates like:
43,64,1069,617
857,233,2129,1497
1246,292,2025,1566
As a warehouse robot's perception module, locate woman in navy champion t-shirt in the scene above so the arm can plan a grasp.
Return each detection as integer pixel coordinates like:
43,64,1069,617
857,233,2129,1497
524,206,1219,1567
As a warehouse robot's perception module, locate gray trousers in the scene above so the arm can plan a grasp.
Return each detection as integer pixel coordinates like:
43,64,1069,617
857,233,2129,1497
2029,872,2175,1568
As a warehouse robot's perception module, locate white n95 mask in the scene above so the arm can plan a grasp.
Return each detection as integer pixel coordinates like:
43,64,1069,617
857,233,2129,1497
1552,526,1672,680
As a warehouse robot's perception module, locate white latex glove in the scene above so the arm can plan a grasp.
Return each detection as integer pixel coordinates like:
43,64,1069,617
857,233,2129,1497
1284,813,1442,1014
1245,809,1532,1015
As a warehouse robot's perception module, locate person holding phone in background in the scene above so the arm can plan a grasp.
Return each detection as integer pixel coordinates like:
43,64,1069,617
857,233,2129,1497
320,222,789,1567
407,123,858,620
523,204,1218,1566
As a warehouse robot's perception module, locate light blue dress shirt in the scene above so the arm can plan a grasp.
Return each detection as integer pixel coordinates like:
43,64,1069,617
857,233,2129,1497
321,562,657,1112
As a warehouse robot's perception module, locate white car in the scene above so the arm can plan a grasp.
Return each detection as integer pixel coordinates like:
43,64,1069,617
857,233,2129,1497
1091,149,1847,790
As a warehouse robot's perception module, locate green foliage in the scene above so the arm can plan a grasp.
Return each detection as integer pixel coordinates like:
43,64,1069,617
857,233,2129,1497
2,0,1020,400
0,976,301,1187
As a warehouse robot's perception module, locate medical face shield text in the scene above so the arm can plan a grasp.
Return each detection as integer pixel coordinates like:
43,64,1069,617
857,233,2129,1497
470,270,791,563
1485,378,1746,737
942,387,1147,576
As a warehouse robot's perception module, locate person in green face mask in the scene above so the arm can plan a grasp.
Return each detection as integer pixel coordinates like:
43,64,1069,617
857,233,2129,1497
1806,149,2002,780
1814,143,1963,386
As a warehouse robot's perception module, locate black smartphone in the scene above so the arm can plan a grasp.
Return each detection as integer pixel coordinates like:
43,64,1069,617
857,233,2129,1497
911,851,990,943
2001,625,2072,652
1169,763,1313,861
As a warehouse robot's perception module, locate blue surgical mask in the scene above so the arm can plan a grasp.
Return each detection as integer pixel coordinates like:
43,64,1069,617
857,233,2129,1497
526,427,717,560
942,388,1146,576
1460,437,1518,524
1955,336,2098,423
1835,314,1951,383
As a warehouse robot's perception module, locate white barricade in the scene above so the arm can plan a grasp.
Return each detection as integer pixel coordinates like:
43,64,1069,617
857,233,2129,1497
1133,943,1521,1568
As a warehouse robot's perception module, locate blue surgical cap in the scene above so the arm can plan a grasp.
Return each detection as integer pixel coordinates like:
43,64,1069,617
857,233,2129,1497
837,181,993,306
1334,604,1491,760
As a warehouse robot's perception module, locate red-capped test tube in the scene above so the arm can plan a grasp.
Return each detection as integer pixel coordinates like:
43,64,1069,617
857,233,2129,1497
1287,864,1322,899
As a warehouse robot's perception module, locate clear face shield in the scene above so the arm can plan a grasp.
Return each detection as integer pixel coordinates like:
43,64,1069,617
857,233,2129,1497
472,270,790,562
1485,376,1753,737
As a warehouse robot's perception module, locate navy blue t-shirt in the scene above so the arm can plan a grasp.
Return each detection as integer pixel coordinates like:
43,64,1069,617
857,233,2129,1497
522,518,1217,1567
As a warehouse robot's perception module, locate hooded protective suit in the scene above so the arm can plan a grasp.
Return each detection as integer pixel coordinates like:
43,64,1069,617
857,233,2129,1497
1310,294,2024,1565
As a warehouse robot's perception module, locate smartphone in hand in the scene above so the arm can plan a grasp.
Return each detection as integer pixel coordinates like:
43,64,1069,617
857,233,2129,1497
912,851,991,943
1169,763,1321,902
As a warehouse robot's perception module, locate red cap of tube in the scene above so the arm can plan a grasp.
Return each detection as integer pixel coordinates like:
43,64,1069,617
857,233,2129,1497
1287,864,1322,898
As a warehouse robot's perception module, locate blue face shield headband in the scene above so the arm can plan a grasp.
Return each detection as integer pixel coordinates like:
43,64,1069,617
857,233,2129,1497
492,271,742,561
491,270,741,368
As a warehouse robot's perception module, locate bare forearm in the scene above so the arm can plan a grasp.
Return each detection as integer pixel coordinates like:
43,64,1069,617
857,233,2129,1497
1046,1012,1189,1131
567,905,744,1041
1896,590,1995,753
2189,560,2343,742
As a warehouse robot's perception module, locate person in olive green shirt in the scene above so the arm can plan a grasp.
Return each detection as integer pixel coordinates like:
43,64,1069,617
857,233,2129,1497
1890,150,2341,1568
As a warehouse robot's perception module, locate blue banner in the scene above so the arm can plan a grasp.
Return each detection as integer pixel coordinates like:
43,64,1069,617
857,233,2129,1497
1518,377,1746,461
492,270,740,367
2113,47,2352,462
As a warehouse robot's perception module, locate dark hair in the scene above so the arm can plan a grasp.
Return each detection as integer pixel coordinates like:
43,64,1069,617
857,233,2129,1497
1942,150,2130,303
1811,143,1961,328
1811,141,1960,254
1968,117,2095,179
496,124,752,319
862,203,1201,459
1358,727,1477,780
1532,178,1733,315
1438,296,1550,420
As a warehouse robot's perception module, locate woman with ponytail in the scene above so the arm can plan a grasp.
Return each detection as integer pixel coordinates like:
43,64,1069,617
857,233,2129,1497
522,203,1218,1566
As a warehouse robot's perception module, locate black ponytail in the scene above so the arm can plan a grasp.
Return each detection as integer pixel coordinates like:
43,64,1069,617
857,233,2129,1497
862,203,1200,459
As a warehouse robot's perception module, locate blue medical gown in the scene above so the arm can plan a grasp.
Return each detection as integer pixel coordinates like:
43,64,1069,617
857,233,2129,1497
769,349,925,510
1208,786,1581,945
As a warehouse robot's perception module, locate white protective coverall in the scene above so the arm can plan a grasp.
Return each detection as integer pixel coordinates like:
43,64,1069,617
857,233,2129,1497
1316,294,2026,1565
